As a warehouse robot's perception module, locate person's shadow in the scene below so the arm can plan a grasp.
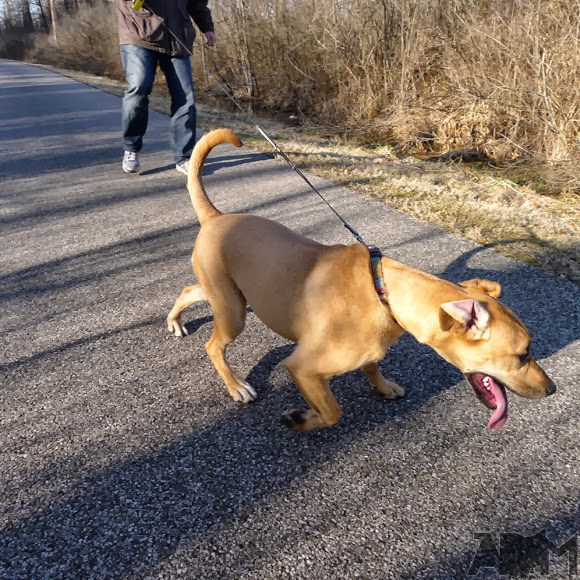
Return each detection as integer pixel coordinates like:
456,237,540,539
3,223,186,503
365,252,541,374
140,153,267,176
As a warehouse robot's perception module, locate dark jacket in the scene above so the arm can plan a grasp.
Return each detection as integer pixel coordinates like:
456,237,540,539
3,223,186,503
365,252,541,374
115,0,214,57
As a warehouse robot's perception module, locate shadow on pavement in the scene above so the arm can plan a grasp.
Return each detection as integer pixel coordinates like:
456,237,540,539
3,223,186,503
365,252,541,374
0,247,577,575
0,323,460,576
440,242,579,359
0,187,309,306
0,161,288,234
140,153,266,177
410,504,579,578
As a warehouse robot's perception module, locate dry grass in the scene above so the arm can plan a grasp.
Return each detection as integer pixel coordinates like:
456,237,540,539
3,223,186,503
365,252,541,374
33,64,580,281
237,131,580,280
204,0,580,164
23,0,580,164
27,1,123,78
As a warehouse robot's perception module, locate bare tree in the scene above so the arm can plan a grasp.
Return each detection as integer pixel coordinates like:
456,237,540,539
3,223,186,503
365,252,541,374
19,0,34,31
32,0,50,31
3,0,14,29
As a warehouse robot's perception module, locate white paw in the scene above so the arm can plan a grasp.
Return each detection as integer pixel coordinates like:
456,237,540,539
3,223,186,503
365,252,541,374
231,383,257,404
392,384,405,397
375,380,405,399
167,319,188,337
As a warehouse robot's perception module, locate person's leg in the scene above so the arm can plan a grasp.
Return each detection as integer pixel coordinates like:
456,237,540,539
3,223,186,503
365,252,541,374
158,54,196,165
120,45,158,154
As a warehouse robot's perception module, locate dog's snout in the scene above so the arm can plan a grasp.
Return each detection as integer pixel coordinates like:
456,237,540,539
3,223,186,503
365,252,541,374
546,380,557,396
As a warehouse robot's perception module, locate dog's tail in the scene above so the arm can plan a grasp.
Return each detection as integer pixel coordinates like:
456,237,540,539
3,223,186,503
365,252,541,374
187,128,243,225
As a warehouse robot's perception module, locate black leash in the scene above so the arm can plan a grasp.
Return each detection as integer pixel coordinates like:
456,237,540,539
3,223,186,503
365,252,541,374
204,71,365,244
255,126,367,244
212,77,390,305
136,1,366,244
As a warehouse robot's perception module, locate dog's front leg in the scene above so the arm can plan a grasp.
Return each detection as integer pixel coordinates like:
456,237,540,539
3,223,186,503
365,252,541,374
362,362,405,399
281,349,342,431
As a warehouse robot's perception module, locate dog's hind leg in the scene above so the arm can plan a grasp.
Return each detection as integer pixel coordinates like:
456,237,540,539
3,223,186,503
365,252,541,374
203,282,257,404
281,348,342,431
167,284,208,337
362,362,405,399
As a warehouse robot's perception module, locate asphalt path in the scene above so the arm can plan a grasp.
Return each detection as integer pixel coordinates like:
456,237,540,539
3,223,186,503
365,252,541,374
1,59,578,578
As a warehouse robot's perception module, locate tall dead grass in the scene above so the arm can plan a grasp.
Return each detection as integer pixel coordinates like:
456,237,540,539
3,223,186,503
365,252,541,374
27,1,123,78
203,0,579,163
26,0,579,163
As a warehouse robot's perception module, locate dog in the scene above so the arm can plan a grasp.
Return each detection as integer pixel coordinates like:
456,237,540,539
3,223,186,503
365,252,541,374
167,129,556,431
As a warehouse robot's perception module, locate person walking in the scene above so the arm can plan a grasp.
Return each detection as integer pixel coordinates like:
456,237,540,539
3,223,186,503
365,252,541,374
114,0,216,174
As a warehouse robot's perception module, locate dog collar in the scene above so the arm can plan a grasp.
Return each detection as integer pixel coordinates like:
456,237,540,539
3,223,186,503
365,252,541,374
368,245,389,304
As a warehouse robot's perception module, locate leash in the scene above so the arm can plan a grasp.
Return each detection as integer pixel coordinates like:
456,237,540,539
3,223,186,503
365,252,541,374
255,126,366,244
131,1,390,304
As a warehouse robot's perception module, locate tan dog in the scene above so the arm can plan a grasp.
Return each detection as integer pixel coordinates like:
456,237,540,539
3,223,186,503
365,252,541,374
167,129,556,431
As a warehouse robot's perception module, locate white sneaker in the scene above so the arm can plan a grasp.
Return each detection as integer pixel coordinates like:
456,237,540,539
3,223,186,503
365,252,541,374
175,160,189,175
122,151,141,173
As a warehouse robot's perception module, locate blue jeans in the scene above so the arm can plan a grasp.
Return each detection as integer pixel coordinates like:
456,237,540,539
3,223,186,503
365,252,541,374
120,44,196,164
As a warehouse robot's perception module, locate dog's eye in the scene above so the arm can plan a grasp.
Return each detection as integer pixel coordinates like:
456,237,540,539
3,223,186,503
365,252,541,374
517,350,531,365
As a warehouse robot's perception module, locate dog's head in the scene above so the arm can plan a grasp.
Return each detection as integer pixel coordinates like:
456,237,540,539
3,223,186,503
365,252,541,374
431,278,556,430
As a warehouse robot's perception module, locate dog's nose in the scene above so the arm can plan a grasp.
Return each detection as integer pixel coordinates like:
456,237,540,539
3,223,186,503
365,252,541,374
546,380,557,396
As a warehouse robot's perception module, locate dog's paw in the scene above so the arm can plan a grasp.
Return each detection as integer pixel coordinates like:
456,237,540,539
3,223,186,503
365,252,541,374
392,383,405,397
229,382,257,404
167,318,188,337
374,379,405,399
281,409,307,429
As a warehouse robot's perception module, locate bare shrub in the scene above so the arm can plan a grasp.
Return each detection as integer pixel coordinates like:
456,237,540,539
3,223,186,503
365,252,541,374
0,30,33,60
199,0,579,162
28,0,123,79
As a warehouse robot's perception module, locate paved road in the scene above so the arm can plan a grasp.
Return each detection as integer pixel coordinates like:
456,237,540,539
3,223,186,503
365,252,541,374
1,59,578,578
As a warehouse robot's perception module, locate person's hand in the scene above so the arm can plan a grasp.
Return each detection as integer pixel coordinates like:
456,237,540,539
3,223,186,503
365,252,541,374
205,31,217,47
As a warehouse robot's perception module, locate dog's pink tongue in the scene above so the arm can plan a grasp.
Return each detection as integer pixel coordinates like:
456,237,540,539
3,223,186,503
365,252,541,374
487,376,508,430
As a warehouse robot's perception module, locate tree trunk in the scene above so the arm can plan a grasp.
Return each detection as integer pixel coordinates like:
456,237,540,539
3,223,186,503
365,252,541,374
4,0,14,30
20,0,34,32
48,0,57,42
35,0,49,31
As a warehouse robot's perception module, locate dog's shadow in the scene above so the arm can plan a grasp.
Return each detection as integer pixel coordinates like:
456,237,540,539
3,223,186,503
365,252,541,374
183,308,296,400
245,342,295,396
183,304,458,422
182,314,214,336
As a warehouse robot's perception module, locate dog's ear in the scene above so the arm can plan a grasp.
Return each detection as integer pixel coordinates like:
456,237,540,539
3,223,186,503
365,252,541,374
458,278,501,298
439,299,491,340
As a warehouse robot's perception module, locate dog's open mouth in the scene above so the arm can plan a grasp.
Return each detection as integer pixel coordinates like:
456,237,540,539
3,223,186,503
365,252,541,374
467,373,509,430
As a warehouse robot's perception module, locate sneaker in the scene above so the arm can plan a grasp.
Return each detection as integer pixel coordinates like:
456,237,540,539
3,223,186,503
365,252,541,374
122,151,141,173
175,160,189,176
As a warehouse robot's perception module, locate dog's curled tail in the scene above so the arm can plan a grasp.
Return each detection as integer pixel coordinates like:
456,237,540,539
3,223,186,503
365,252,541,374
187,128,243,225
